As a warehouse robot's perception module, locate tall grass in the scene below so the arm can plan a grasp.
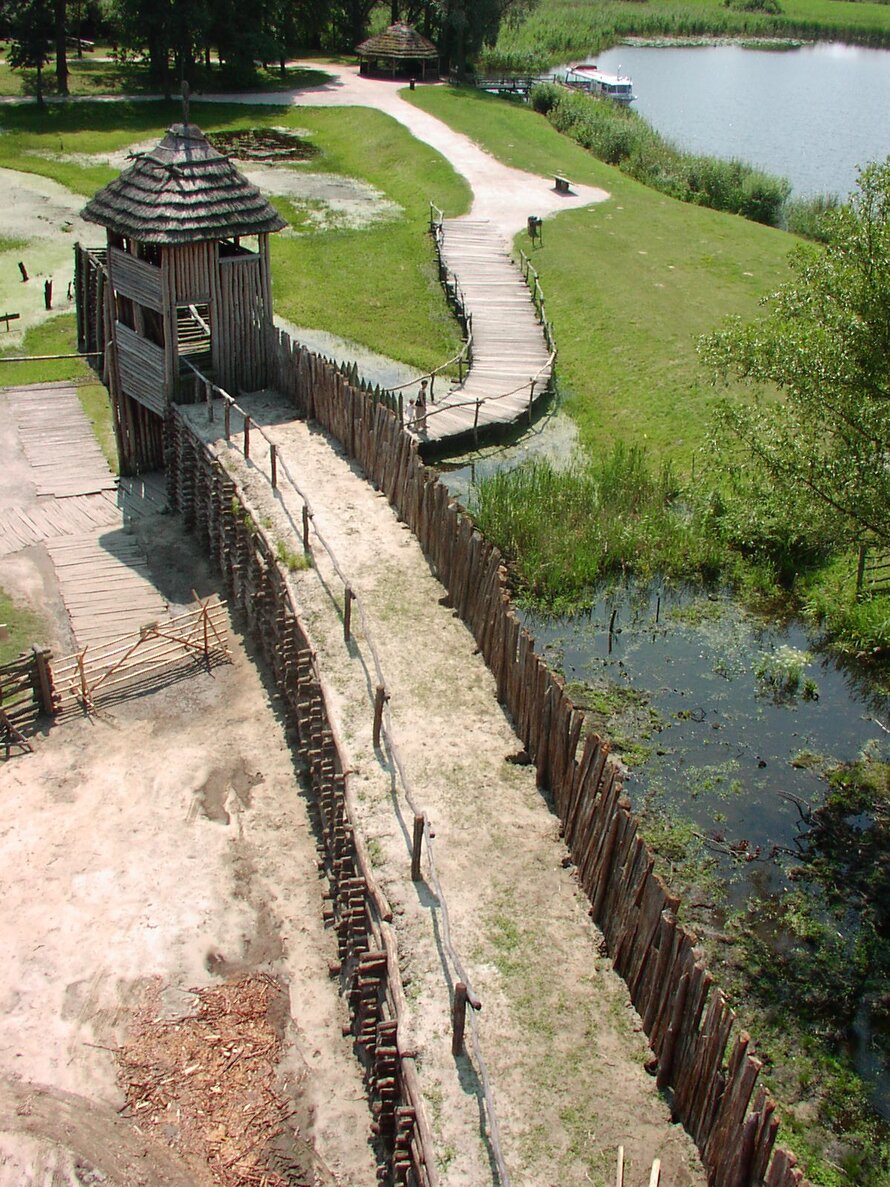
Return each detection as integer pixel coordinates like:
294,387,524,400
489,0,890,71
469,446,725,610
532,83,790,225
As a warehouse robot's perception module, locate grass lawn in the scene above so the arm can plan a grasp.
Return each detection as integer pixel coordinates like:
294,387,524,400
405,84,793,467
0,587,47,665
494,0,890,63
0,99,470,372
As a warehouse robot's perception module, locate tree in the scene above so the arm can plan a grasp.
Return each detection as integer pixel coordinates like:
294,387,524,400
6,0,54,105
54,0,67,95
700,159,890,551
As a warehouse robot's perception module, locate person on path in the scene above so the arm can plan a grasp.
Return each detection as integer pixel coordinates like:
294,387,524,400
406,396,417,431
416,380,428,434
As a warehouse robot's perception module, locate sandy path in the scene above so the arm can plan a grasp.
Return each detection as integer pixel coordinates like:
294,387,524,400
181,397,706,1187
202,63,609,241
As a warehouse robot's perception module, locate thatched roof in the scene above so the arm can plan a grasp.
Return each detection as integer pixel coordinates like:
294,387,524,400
81,123,286,245
356,22,438,60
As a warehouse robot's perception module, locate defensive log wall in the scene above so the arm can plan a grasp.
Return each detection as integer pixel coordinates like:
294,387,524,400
164,411,437,1187
259,328,811,1187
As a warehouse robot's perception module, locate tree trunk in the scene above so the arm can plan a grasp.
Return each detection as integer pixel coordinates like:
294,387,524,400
55,0,68,96
390,1,400,22
36,61,44,107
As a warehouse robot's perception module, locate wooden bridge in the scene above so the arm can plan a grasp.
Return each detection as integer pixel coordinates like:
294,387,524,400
418,215,554,450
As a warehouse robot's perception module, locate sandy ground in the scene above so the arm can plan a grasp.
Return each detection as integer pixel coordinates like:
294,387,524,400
180,396,708,1187
0,392,377,1185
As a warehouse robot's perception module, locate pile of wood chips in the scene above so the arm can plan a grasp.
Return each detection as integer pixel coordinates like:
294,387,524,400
116,973,311,1187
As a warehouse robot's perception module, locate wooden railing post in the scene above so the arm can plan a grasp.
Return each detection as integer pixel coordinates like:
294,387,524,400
856,543,867,600
205,379,213,422
302,504,310,550
411,813,424,881
343,586,354,643
243,415,251,459
224,400,231,441
451,983,468,1056
270,443,277,489
31,646,55,715
373,685,387,748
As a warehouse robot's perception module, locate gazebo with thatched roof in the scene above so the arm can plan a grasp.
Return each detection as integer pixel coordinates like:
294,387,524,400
78,120,286,473
356,22,439,80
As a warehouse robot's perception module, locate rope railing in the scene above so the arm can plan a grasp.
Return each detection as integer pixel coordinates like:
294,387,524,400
181,358,511,1185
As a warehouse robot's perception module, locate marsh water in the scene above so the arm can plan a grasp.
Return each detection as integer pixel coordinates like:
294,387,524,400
574,42,890,198
296,263,890,1112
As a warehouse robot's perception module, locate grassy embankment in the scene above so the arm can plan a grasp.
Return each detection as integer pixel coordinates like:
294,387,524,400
491,0,890,69
404,84,889,658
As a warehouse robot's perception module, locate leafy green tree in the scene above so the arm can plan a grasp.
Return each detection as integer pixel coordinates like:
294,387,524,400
6,0,54,105
700,159,890,552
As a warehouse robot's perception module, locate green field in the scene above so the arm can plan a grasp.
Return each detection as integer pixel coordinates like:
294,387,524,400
0,98,469,372
405,84,793,467
492,0,890,66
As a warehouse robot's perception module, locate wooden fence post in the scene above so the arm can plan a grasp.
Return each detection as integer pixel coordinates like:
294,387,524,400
205,380,213,422
224,400,231,441
31,646,55,715
373,685,387,748
302,504,310,550
243,415,251,459
451,982,468,1056
856,543,867,600
270,443,277,489
343,587,354,643
411,813,424,881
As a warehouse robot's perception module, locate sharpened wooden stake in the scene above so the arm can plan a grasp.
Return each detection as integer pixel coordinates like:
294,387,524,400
616,1146,625,1187
243,415,251,459
648,1159,661,1187
32,646,55,715
452,982,468,1056
302,504,310,550
373,685,386,748
343,586,354,643
411,814,424,881
270,443,277,489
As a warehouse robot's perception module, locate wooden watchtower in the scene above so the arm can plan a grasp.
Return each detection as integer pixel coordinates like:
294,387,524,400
78,121,286,474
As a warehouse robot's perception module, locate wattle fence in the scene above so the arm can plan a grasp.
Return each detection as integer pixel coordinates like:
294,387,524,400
262,327,814,1187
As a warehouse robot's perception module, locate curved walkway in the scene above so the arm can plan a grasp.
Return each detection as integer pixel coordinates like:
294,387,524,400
422,218,552,445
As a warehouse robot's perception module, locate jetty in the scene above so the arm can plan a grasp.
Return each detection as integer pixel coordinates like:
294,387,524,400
419,214,554,449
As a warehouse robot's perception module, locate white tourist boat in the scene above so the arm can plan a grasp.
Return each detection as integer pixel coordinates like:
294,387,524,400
563,63,636,104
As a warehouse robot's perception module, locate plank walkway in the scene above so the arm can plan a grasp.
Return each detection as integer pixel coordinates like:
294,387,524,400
2,381,168,650
421,219,552,446
7,382,117,498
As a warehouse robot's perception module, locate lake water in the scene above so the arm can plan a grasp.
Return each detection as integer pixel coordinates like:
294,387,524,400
581,42,890,199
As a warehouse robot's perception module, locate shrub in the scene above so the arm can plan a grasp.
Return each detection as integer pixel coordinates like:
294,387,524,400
529,81,561,114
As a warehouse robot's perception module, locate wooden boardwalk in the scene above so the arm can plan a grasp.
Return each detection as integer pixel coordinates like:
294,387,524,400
421,219,553,447
2,381,168,650
8,382,117,498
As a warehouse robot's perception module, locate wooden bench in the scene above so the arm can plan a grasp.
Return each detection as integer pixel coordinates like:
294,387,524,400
554,175,573,194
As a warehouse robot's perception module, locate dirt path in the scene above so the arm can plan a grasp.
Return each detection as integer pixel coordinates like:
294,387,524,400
203,63,609,241
181,396,707,1187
